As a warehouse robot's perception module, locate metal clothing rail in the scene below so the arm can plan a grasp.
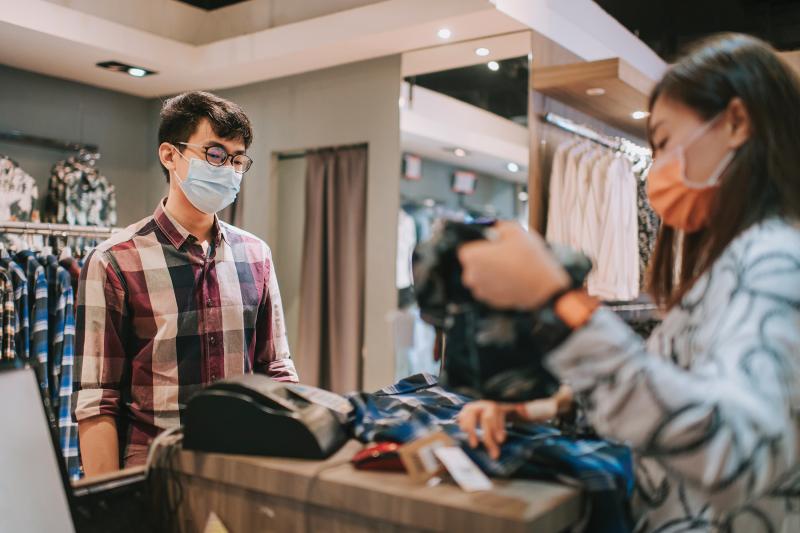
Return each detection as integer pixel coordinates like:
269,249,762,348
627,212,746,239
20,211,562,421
0,130,99,155
0,221,119,239
541,113,651,161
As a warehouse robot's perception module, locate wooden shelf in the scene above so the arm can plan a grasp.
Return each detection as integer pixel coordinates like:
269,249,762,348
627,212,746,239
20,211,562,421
531,58,656,138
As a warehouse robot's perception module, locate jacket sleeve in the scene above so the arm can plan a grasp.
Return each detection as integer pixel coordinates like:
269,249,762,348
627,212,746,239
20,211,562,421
547,231,800,508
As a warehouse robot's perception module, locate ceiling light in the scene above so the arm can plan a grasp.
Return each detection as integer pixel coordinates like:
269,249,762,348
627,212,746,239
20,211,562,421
487,61,500,72
96,60,156,78
506,162,520,172
475,47,490,57
586,87,606,96
632,110,650,120
518,191,529,202
453,148,467,157
437,28,452,39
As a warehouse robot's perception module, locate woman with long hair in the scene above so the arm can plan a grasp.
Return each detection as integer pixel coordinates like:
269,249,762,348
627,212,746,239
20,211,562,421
457,33,800,532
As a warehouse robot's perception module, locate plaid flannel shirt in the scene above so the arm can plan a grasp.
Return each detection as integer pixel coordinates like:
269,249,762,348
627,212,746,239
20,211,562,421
57,277,79,480
0,269,15,360
347,373,634,532
0,259,29,361
73,200,298,463
18,253,49,392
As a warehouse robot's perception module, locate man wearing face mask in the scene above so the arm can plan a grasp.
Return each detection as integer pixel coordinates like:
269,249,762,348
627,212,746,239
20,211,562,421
73,91,298,476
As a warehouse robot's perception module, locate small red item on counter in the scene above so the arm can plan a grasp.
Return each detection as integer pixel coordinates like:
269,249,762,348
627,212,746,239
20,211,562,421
351,442,406,472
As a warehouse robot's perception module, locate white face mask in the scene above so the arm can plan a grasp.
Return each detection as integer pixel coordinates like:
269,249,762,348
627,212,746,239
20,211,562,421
173,149,242,214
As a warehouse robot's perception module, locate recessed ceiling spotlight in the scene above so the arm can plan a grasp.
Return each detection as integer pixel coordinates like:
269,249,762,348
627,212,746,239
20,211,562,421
631,110,650,120
437,28,452,39
586,87,606,96
127,67,147,78
96,60,156,78
487,61,500,72
453,148,468,157
506,162,520,172
475,47,490,57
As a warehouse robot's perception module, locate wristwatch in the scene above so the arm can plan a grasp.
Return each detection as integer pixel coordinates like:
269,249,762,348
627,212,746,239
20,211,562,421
529,288,599,352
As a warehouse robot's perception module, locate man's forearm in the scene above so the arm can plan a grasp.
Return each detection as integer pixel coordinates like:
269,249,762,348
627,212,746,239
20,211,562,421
78,415,119,477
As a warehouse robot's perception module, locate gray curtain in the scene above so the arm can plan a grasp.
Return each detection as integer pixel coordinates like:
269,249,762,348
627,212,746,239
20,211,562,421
296,146,368,393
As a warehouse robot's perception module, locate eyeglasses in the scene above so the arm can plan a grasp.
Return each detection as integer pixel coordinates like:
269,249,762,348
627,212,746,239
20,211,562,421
178,142,253,173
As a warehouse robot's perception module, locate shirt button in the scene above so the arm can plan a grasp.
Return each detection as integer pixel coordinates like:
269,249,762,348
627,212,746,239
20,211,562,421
206,298,213,307
209,336,217,345
210,373,217,381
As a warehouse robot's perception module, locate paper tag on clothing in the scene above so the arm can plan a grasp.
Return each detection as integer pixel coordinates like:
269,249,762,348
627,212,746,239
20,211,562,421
203,512,229,533
286,384,353,415
434,446,493,493
398,432,455,482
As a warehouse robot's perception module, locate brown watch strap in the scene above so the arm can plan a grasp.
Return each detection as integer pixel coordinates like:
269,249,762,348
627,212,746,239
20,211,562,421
554,290,600,330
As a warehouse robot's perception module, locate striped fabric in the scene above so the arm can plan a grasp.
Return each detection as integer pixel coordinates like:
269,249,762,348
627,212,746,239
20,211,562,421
1,259,29,360
0,269,15,360
73,200,298,464
18,254,50,392
57,276,79,480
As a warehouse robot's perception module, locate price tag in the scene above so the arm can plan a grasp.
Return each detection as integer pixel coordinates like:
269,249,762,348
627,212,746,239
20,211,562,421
434,446,493,493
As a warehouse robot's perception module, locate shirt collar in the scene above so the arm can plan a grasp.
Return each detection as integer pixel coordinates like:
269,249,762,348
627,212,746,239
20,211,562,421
153,199,229,250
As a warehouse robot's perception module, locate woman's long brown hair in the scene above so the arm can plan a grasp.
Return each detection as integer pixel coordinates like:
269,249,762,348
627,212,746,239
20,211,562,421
647,33,800,308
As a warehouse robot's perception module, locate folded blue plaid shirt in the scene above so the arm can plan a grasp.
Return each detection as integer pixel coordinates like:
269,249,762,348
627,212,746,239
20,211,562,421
347,373,634,532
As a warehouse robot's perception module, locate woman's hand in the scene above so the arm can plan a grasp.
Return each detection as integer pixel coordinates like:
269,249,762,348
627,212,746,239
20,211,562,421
458,221,571,310
457,386,574,460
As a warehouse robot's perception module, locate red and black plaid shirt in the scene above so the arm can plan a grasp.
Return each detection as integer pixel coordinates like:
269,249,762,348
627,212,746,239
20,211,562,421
73,200,298,463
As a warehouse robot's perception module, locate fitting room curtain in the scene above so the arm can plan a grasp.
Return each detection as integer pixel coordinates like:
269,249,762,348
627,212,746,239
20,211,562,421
296,145,368,393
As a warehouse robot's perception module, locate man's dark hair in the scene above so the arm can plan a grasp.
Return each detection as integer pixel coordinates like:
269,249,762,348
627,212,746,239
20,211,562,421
158,91,253,182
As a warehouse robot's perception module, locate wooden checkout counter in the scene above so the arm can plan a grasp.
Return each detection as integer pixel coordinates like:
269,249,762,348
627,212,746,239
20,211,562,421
168,440,583,532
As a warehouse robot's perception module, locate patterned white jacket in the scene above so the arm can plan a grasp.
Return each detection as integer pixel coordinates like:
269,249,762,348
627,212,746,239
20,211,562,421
548,218,800,532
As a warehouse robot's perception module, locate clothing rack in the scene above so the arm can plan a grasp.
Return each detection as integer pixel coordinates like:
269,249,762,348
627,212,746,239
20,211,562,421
541,113,651,161
0,221,118,239
0,130,99,156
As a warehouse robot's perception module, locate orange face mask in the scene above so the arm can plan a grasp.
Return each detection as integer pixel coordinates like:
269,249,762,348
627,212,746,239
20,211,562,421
647,116,735,233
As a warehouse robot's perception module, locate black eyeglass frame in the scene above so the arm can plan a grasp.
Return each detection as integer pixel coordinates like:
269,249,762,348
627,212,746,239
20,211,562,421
178,142,253,173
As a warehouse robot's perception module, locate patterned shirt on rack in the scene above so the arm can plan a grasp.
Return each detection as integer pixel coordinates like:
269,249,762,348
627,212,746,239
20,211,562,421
1,156,40,250
17,253,49,391
73,200,298,465
0,268,16,360
0,258,29,360
57,276,79,480
45,157,117,227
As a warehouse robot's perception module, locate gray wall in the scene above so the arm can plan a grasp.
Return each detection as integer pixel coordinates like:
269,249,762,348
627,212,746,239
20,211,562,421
400,156,518,220
0,64,165,226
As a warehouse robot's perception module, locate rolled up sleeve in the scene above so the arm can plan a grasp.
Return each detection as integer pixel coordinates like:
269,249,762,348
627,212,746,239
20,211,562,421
72,250,129,422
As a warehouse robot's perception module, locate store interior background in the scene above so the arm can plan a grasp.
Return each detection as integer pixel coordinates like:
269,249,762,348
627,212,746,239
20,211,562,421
3,0,800,392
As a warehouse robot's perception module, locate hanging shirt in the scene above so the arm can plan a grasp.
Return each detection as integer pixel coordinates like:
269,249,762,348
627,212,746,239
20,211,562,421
396,209,417,290
0,268,15,360
0,258,29,360
0,156,40,250
545,140,577,245
46,157,117,227
18,253,49,392
73,200,298,466
57,276,79,480
548,217,800,533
